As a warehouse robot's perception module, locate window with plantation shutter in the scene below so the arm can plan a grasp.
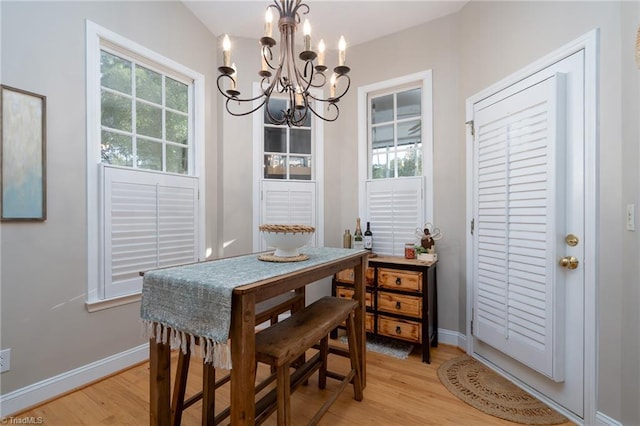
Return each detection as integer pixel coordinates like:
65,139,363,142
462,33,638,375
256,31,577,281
358,71,433,257
86,21,204,307
365,177,424,257
102,166,199,298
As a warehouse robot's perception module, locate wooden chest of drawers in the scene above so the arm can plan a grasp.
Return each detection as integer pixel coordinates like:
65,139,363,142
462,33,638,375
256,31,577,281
332,256,438,363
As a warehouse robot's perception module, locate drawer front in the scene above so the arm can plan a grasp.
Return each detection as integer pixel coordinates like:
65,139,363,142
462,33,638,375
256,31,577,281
341,312,374,332
377,315,421,343
377,268,422,292
365,312,374,332
335,267,375,286
336,285,372,308
377,292,422,318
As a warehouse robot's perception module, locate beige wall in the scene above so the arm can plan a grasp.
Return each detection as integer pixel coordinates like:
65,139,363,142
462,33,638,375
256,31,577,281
1,1,639,425
456,1,628,421
328,1,638,423
0,0,219,394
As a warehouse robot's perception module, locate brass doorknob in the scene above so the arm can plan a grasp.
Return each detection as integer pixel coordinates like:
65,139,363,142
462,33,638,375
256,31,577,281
559,256,579,269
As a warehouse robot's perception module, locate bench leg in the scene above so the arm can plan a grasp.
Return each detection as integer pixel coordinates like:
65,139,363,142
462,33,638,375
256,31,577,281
318,336,328,390
346,312,363,401
202,362,216,425
276,362,291,426
172,348,190,426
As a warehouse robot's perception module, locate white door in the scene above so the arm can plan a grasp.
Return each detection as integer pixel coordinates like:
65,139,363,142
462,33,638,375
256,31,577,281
469,49,586,417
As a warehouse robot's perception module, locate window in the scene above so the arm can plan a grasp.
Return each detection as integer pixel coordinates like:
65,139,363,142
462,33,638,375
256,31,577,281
252,86,324,252
263,98,313,181
86,21,205,308
357,72,433,256
100,49,191,173
370,88,422,179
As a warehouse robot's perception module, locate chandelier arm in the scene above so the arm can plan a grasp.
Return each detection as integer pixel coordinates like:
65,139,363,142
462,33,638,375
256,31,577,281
216,75,268,103
223,96,268,118
306,101,339,123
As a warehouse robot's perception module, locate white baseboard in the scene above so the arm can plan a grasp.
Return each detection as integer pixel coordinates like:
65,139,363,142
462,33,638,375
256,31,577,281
595,411,623,426
0,343,149,417
437,327,467,349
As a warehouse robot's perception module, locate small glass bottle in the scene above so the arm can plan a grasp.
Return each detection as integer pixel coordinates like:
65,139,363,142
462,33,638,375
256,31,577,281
343,229,352,248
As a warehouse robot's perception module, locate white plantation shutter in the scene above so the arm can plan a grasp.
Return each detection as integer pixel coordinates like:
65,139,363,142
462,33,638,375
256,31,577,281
366,177,424,256
472,74,566,380
103,166,198,298
261,180,317,250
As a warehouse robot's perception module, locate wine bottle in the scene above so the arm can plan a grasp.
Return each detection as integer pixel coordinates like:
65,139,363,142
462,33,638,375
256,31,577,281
353,218,364,249
364,221,373,251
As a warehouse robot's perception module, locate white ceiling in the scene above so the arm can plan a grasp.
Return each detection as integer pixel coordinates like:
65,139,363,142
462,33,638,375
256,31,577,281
182,1,467,48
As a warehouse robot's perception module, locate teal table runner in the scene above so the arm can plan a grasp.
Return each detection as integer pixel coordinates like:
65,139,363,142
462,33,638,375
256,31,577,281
141,247,360,369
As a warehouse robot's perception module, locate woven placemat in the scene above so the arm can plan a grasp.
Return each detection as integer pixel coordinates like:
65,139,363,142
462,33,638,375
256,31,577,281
257,252,310,262
438,355,569,425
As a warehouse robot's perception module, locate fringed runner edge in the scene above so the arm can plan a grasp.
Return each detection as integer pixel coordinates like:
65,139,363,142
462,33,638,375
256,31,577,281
142,320,232,369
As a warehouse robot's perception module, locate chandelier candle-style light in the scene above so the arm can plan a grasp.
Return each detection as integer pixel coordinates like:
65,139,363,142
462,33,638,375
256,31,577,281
217,0,350,127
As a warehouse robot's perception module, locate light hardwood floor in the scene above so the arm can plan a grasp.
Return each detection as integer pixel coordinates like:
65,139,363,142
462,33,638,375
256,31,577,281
16,342,574,425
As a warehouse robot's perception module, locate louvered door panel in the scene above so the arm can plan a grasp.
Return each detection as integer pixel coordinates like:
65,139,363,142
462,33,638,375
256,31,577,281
473,74,565,380
366,177,424,256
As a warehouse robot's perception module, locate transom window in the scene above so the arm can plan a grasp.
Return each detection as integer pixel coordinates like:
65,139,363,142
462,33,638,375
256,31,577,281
369,87,422,179
263,98,312,180
100,49,191,174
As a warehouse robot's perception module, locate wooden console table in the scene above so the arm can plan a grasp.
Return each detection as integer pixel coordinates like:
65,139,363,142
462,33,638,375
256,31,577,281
332,255,438,363
142,247,369,426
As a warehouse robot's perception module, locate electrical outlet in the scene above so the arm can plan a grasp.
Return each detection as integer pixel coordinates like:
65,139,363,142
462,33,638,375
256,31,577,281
0,348,11,373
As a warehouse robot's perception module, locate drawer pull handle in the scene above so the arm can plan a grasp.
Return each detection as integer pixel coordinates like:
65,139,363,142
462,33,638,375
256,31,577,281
396,326,402,334
395,277,402,285
395,301,401,309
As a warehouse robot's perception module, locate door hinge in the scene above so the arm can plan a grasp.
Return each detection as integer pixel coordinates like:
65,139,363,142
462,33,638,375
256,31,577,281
466,120,475,137
470,319,474,335
470,218,475,235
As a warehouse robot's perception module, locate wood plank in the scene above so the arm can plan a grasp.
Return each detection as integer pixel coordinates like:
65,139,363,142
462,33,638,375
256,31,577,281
15,344,575,426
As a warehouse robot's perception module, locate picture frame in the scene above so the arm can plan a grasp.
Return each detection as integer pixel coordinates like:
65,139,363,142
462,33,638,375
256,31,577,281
0,84,47,221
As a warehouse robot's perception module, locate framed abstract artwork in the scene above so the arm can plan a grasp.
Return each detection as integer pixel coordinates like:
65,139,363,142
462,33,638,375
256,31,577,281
0,85,47,221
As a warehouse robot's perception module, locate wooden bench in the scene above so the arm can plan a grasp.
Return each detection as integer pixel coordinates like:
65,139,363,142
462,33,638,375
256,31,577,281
171,290,304,426
255,296,363,426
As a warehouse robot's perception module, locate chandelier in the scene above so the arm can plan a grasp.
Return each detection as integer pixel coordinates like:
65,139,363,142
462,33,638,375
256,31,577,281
217,0,350,127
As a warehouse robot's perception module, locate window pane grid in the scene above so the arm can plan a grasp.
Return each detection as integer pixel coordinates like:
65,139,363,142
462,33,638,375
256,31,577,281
263,100,313,181
369,88,422,179
100,49,191,175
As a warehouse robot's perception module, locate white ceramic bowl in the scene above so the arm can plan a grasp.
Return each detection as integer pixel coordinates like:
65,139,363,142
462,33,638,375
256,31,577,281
259,224,315,257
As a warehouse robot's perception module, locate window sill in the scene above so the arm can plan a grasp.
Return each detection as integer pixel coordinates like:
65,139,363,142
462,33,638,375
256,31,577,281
86,292,141,312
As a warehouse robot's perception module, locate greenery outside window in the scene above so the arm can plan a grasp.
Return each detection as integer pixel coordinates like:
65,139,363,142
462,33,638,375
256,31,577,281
100,49,191,174
370,87,422,179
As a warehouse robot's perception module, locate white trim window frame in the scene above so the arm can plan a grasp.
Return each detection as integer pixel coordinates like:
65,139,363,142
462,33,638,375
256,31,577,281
252,83,325,252
85,20,206,310
357,71,434,256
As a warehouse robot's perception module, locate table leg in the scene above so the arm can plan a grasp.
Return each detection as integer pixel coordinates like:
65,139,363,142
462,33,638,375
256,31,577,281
149,335,171,426
353,255,367,389
230,292,256,425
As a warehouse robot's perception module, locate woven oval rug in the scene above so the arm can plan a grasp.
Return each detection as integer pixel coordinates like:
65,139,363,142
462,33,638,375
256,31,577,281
438,355,569,425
